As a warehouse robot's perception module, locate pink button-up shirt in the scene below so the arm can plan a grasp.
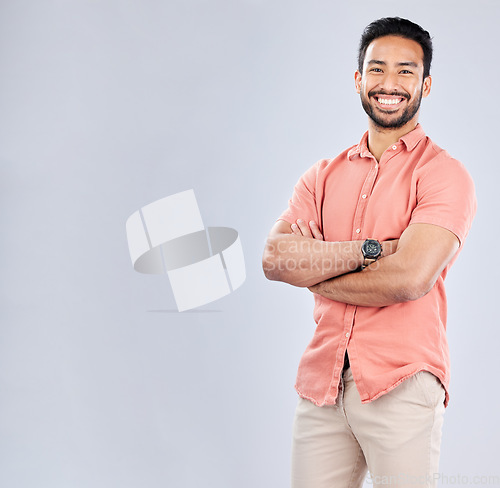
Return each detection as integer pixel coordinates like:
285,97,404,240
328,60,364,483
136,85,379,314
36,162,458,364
277,124,476,408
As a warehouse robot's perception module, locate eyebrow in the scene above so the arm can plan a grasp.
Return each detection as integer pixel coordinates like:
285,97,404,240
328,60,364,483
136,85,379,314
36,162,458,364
367,60,419,68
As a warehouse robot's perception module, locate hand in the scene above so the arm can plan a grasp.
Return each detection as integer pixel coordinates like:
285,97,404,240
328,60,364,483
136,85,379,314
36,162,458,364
307,282,322,294
381,239,399,258
290,219,324,240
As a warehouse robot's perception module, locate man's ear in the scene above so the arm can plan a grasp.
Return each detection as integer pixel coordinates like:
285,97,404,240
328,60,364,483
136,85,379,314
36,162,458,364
422,75,432,98
354,70,362,94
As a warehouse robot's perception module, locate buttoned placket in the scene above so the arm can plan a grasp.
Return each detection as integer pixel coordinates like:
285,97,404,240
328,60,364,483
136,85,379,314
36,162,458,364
352,156,379,237
331,144,403,405
335,154,381,403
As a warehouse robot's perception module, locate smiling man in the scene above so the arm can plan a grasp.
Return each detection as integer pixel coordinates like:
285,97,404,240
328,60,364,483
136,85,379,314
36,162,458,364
262,17,477,488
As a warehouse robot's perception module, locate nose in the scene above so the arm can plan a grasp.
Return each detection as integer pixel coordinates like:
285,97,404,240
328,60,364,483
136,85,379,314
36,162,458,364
377,72,403,93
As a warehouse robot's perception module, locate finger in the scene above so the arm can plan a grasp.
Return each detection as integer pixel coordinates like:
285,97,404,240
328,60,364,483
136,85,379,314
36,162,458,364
309,220,324,240
290,223,302,235
296,219,313,237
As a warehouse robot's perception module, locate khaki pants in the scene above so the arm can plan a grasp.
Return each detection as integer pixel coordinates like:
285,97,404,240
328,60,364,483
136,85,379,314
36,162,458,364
291,367,446,488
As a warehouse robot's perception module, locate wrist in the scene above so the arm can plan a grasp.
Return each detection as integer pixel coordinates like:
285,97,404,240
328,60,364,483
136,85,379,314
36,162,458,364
361,239,382,268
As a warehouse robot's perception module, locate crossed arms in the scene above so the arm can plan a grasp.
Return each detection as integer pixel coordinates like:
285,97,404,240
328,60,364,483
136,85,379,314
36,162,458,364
262,219,459,307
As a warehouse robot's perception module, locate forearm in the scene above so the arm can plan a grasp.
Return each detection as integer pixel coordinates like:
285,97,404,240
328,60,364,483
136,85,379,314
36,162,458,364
308,254,428,307
262,234,364,287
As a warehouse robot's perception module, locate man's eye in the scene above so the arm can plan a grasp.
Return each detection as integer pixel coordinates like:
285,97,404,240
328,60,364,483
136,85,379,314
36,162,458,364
400,70,413,74
370,68,382,72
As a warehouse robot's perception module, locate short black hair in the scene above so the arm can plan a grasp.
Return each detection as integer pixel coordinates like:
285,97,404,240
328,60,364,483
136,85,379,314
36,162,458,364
358,17,433,79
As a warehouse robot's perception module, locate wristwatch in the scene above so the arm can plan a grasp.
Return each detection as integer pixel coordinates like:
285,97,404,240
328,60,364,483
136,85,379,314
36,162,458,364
361,239,382,268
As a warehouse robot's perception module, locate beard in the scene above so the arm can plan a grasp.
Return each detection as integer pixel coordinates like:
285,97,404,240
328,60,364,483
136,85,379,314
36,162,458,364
360,85,423,129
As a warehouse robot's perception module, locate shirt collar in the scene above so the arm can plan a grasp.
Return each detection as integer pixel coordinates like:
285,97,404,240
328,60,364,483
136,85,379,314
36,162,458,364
347,123,426,161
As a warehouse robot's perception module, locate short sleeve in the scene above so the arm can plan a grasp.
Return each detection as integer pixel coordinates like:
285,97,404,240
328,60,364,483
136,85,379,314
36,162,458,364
277,161,321,227
409,156,477,246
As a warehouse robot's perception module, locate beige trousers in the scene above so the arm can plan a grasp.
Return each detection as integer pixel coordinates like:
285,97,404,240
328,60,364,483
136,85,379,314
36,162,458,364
291,367,446,488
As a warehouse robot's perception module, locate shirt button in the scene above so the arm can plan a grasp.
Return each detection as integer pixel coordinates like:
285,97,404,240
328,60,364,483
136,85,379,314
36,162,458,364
345,332,350,338
392,145,397,150
362,194,367,199
355,228,361,234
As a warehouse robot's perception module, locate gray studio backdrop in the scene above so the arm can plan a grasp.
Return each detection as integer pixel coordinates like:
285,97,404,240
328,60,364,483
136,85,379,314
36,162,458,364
1,1,497,487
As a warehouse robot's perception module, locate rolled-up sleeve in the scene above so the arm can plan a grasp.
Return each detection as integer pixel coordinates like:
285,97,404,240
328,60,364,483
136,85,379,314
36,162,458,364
277,161,321,227
409,156,477,247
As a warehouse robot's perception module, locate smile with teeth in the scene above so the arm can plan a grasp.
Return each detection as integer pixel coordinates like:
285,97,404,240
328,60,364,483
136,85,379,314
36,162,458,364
375,96,405,107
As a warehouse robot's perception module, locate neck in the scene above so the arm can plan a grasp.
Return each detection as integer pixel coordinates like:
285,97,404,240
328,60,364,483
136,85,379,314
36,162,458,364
367,118,419,162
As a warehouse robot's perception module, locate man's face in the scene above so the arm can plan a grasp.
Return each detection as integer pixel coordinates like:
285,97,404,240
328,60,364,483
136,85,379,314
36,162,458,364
355,35,432,129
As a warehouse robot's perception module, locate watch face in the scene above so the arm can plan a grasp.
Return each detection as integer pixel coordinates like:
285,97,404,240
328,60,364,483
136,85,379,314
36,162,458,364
366,242,379,254
362,239,381,258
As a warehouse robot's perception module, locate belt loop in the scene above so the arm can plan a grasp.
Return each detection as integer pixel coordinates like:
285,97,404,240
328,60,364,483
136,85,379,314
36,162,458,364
337,373,345,409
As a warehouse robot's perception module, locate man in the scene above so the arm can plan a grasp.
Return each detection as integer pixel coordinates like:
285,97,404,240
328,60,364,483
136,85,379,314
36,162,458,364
262,17,476,488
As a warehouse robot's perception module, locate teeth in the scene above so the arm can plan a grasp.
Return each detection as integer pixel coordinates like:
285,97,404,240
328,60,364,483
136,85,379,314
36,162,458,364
377,97,403,105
